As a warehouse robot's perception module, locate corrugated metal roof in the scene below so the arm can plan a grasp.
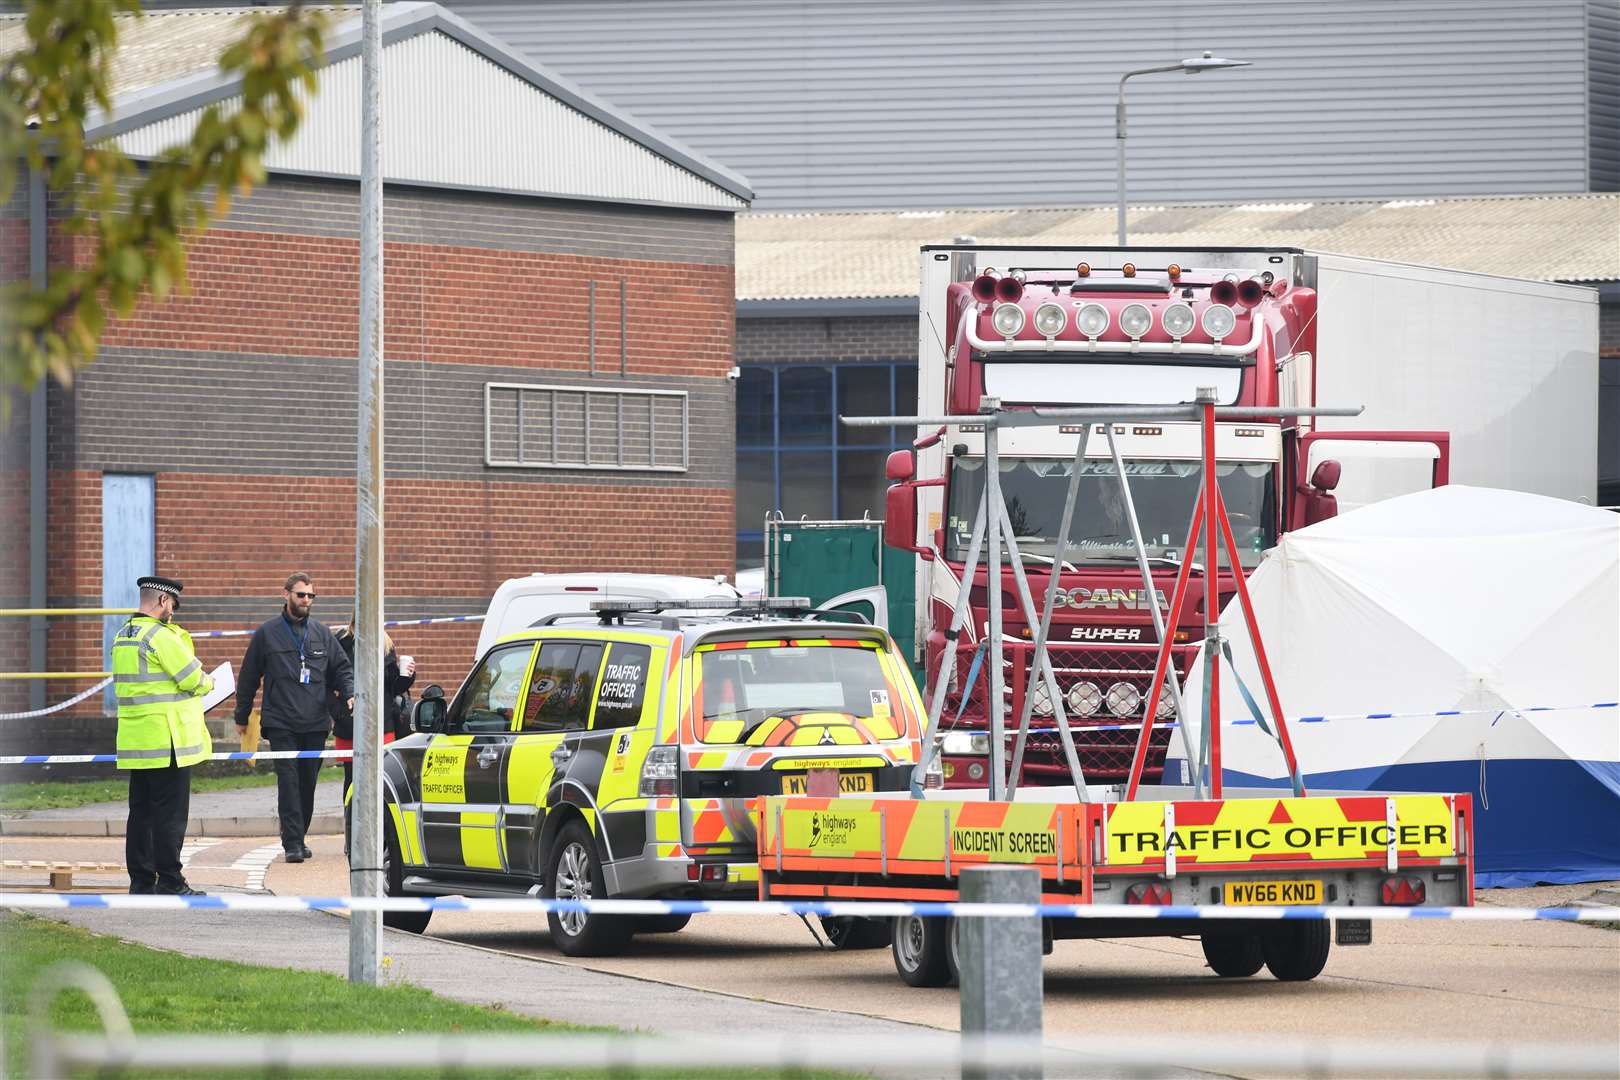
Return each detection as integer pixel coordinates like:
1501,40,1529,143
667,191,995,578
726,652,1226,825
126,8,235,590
439,0,1597,211
0,3,750,211
737,193,1620,301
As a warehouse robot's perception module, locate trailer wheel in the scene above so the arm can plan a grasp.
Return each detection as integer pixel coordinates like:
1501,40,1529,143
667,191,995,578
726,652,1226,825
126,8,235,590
892,915,953,987
1200,932,1265,977
821,915,891,950
1262,920,1331,981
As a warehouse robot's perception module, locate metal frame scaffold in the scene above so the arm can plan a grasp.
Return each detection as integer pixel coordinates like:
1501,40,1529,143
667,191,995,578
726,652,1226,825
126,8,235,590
842,388,1362,804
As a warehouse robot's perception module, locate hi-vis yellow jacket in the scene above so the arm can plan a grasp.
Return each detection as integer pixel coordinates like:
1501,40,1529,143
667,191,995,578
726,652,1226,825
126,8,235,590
112,615,214,769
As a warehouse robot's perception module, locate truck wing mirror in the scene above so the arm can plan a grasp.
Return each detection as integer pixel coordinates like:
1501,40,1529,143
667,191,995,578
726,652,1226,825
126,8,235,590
885,449,915,482
1309,459,1341,492
883,479,933,561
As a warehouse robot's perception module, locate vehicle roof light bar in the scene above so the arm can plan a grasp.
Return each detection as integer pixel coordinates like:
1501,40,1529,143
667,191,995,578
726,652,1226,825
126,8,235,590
588,597,812,616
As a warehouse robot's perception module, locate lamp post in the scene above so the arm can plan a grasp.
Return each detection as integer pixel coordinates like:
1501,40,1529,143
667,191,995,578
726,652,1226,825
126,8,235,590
1116,51,1252,245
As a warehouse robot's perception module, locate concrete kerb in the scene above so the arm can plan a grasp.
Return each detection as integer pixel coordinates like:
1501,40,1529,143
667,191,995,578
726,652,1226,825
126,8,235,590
0,813,343,838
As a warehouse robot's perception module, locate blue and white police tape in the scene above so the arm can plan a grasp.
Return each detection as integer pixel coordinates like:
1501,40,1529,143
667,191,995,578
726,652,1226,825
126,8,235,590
0,748,354,765
973,700,1619,736
2,892,1617,922
0,677,114,722
190,614,484,639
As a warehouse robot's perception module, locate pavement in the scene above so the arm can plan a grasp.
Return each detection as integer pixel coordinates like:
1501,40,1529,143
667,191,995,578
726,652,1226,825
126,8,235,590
0,777,345,837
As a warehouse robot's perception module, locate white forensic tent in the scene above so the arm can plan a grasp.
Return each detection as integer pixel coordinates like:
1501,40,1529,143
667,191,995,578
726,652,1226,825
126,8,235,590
1168,486,1620,887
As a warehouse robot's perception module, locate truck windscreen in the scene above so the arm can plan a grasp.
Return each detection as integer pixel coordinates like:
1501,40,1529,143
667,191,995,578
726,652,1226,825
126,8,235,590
944,458,1277,569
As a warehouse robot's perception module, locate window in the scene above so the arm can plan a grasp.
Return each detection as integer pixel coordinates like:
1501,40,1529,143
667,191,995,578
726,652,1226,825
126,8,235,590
523,641,601,733
695,641,896,744
485,382,688,472
735,362,917,568
593,643,652,729
450,644,535,733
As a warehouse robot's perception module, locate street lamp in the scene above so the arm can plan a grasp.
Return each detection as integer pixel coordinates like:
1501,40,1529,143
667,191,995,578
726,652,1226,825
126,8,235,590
1116,51,1252,245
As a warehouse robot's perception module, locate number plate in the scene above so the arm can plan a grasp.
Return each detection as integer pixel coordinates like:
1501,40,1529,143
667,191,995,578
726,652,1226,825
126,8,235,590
781,770,874,796
1223,879,1323,906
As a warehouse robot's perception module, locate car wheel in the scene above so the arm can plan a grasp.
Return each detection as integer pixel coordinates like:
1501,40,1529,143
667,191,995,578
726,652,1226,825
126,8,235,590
381,813,432,934
1262,920,1331,981
820,915,891,950
636,913,692,935
1201,931,1265,977
545,820,631,957
891,915,952,987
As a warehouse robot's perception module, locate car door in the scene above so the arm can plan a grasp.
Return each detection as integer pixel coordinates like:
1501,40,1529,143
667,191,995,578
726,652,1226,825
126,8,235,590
418,641,536,871
502,639,596,877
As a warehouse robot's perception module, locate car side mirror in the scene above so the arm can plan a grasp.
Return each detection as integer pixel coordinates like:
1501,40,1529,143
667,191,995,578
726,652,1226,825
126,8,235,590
411,685,447,734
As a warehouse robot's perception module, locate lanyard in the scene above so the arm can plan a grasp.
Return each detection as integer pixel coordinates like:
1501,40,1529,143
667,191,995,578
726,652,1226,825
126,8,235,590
281,614,310,663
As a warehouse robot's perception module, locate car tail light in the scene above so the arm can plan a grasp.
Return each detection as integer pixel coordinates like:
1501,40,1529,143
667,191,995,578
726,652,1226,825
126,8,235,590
1125,882,1173,905
687,862,727,883
639,744,678,798
1381,876,1426,906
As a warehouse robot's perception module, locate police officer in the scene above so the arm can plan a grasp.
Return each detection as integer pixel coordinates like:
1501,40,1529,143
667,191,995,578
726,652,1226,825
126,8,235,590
234,572,353,863
115,575,214,896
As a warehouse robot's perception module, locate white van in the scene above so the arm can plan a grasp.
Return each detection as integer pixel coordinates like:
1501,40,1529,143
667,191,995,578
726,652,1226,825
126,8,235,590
474,573,739,657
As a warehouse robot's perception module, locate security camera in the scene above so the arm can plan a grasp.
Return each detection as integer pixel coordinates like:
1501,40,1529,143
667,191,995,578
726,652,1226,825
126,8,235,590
726,366,742,382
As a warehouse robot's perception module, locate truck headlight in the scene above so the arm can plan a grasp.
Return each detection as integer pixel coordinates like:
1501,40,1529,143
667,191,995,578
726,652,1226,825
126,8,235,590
1074,303,1109,338
1032,303,1067,337
1119,303,1152,338
991,303,1026,337
1201,303,1237,339
941,731,990,755
1030,680,1055,716
1067,681,1102,717
1160,303,1195,339
1106,681,1141,718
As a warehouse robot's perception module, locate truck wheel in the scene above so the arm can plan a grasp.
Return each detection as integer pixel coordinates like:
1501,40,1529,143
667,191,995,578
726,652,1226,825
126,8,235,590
1201,932,1264,977
636,913,692,935
546,821,631,957
1262,920,1331,981
892,915,952,987
821,915,891,950
382,814,432,934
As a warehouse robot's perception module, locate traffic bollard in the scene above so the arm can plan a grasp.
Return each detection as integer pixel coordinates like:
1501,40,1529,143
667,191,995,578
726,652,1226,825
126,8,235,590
958,865,1043,1080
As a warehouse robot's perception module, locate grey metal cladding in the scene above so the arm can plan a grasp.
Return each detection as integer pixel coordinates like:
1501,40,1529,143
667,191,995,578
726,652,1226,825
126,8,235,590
1593,0,1620,190
65,348,734,488
211,176,734,265
441,0,1595,210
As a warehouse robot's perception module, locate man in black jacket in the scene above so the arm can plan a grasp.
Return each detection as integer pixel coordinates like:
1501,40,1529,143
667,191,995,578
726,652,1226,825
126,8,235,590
235,572,353,863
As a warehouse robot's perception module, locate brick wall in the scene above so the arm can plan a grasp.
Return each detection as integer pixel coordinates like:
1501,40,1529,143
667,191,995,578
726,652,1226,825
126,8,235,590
736,314,917,365
1,180,30,712
30,176,738,736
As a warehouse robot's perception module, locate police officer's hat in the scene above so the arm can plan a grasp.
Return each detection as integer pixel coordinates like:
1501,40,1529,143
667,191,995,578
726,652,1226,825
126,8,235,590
137,575,185,610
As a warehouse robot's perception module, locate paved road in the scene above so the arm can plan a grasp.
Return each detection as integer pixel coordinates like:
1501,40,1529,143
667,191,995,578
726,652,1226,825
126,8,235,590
5,832,1617,1073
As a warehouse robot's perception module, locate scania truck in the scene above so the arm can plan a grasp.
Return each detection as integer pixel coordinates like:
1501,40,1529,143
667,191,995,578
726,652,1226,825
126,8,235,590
873,246,1596,789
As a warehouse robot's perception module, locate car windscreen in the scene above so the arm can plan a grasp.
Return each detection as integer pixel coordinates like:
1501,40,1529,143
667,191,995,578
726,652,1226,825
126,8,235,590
694,640,901,745
944,457,1277,569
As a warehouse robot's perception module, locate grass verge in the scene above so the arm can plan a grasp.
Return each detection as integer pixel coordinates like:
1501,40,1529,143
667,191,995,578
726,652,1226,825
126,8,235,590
0,770,284,814
0,913,857,1078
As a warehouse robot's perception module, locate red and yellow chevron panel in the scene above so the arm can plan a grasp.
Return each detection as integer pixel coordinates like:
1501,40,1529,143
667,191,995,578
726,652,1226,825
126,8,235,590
1102,794,1457,867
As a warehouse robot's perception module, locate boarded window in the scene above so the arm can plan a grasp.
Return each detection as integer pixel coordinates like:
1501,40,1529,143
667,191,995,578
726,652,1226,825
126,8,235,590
485,382,688,472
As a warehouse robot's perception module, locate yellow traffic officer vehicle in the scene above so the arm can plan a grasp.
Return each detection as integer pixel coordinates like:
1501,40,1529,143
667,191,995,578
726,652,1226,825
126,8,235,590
379,598,924,955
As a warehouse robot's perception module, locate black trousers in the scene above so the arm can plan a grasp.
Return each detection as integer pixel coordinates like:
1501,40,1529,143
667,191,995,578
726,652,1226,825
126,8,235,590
126,756,191,891
266,728,327,851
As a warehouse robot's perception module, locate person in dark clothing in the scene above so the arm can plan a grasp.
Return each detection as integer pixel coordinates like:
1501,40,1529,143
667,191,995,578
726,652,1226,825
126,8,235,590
234,572,353,863
329,623,416,854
